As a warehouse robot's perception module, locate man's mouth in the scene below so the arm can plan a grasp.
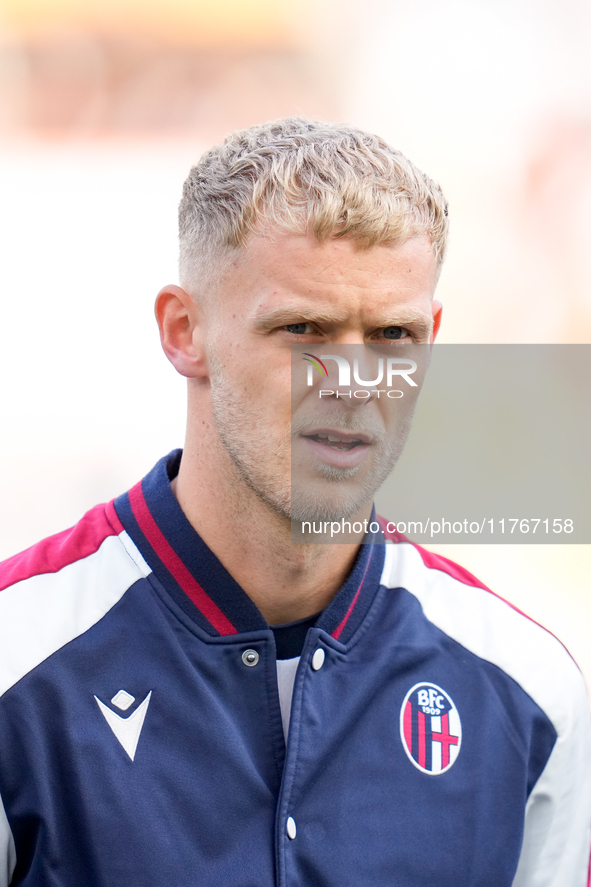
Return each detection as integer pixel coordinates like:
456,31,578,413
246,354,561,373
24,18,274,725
298,429,372,469
306,433,366,451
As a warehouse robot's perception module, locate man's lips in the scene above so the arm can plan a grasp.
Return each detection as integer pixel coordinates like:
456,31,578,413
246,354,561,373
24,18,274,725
301,428,372,450
300,428,371,468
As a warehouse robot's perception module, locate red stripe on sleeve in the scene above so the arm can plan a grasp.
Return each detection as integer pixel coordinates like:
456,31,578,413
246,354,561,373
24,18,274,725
0,502,121,592
128,482,237,636
413,546,491,592
379,515,568,646
412,542,572,643
105,499,124,534
417,710,426,769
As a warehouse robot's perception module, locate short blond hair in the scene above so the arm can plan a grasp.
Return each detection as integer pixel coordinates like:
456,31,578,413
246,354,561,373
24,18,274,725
179,117,448,291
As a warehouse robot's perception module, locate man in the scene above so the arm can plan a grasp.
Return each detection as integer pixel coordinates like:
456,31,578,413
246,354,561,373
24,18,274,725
0,118,589,886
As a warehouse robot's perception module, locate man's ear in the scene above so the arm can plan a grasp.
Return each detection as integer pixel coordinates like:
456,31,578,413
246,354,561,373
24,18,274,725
155,285,208,379
430,299,443,343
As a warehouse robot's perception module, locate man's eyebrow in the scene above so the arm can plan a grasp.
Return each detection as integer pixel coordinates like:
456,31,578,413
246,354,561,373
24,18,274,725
253,305,433,329
253,305,351,326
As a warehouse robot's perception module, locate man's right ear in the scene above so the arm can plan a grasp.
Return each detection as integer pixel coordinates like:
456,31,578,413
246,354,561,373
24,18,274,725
155,285,208,379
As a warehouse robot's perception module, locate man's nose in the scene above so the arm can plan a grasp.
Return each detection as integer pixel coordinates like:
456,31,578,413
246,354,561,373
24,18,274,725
321,350,381,408
326,385,380,409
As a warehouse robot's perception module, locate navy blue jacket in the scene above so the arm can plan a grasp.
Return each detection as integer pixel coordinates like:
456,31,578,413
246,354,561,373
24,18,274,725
0,451,590,885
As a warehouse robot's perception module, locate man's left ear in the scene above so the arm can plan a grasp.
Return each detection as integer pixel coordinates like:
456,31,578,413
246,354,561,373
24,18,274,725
430,300,443,343
154,285,208,379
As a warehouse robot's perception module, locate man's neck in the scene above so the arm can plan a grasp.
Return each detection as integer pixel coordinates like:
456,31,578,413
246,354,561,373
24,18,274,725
171,443,368,626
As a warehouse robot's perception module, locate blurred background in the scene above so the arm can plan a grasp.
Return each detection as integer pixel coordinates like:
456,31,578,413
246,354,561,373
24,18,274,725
1,0,590,684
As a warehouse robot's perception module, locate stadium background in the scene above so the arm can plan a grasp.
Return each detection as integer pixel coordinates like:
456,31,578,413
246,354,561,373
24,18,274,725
1,0,590,688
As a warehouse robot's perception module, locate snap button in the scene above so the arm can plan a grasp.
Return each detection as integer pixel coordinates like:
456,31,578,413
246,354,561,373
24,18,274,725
242,649,259,667
311,648,325,671
286,816,297,840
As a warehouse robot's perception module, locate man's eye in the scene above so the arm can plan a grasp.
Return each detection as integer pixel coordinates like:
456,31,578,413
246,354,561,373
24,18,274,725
284,323,311,334
382,326,408,340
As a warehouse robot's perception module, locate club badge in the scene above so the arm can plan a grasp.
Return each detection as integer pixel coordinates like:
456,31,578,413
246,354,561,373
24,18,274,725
400,682,461,775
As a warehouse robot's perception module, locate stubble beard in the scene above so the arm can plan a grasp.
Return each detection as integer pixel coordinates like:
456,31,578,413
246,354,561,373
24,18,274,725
209,358,293,521
209,359,413,524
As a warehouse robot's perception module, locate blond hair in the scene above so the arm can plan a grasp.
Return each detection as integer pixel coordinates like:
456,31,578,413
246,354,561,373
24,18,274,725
179,117,448,290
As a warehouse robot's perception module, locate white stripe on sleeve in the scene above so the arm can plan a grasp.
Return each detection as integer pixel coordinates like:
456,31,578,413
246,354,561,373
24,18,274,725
0,533,145,697
511,696,591,886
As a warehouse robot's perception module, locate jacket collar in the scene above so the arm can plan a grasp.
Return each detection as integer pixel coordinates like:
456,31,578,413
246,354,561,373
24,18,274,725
114,450,385,644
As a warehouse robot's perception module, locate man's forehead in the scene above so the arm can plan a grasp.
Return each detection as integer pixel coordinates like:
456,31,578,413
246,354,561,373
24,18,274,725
224,230,437,303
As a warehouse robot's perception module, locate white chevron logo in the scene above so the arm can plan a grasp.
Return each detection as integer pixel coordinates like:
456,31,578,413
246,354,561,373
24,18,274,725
94,691,152,761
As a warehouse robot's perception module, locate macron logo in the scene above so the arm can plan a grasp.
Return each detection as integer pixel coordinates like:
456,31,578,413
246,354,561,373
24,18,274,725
94,689,152,761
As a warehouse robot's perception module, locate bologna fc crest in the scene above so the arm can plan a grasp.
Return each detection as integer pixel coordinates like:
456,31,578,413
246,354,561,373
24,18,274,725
400,682,461,775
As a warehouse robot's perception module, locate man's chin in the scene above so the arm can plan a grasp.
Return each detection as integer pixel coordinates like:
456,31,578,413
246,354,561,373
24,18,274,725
289,457,391,524
289,489,373,525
